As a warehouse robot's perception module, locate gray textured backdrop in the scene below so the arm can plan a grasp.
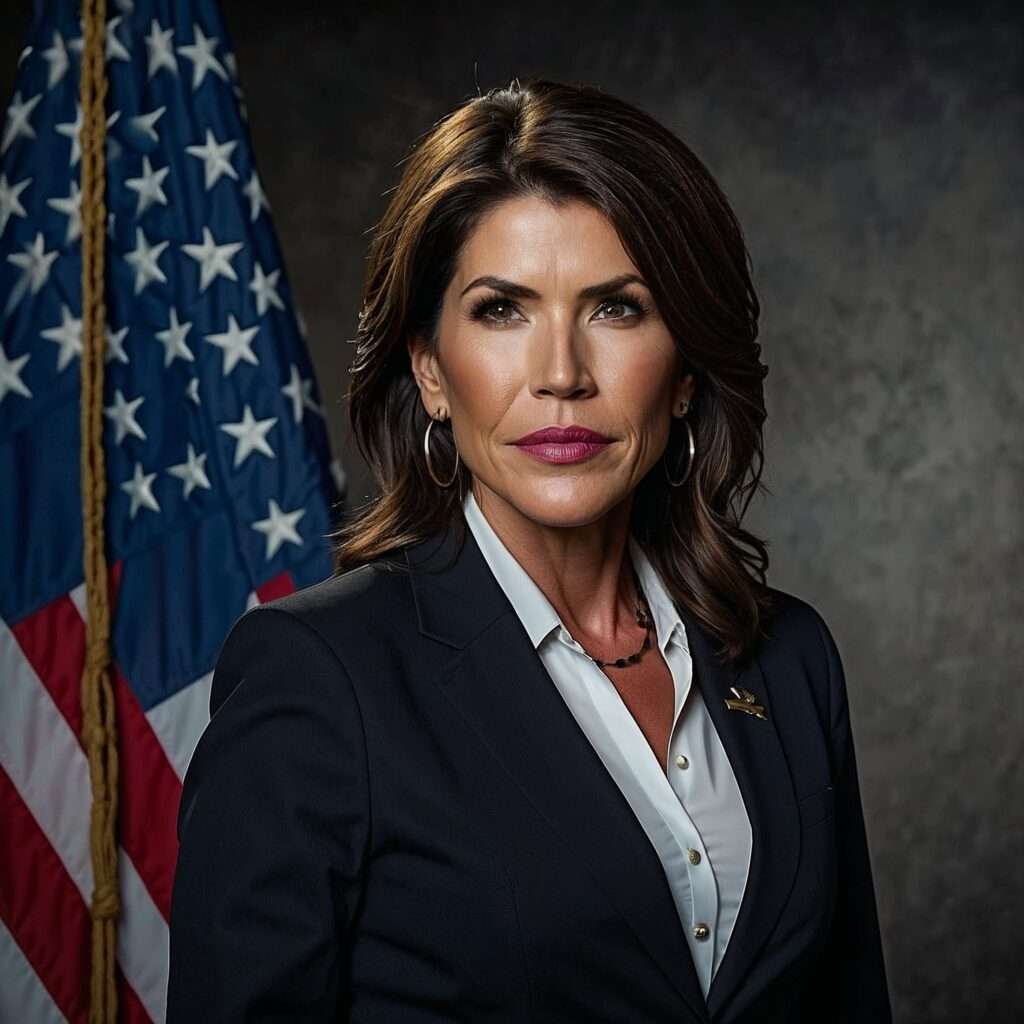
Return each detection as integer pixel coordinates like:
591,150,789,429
4,2,1022,1021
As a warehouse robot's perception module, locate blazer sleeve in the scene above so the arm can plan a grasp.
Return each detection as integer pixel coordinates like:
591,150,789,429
804,612,894,1023
167,604,371,1022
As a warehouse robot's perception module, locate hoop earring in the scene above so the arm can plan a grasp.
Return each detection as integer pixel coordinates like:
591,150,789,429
664,418,696,488
423,409,460,488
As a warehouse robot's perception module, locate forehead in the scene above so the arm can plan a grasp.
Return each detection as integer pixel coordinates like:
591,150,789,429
453,195,639,284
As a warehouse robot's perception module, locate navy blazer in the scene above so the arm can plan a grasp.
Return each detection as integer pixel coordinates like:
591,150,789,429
168,519,892,1023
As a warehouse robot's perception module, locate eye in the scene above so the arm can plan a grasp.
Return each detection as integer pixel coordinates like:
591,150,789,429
593,292,650,322
468,296,524,327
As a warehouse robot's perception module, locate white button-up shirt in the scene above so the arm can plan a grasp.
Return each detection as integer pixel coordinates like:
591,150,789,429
462,489,752,997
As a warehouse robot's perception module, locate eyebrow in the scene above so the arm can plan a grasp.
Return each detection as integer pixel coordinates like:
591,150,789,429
459,273,648,301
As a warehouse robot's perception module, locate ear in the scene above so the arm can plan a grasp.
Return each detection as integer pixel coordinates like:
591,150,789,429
673,371,696,411
407,333,448,411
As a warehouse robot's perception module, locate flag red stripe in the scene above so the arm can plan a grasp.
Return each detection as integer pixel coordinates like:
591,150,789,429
10,594,85,737
105,564,182,923
0,763,90,1024
112,663,182,920
12,592,182,923
255,569,296,604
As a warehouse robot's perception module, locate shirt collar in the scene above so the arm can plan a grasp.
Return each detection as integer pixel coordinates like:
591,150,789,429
462,489,688,656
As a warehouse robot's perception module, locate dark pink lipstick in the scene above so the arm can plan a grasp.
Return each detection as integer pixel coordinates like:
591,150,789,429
511,425,614,465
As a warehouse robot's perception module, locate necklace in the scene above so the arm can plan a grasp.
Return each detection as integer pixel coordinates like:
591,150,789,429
575,564,653,669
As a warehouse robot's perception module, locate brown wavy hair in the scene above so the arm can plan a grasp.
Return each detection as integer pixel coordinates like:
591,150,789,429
332,76,775,665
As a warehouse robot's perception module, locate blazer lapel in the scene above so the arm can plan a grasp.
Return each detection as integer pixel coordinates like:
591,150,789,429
406,522,709,1022
681,610,801,1020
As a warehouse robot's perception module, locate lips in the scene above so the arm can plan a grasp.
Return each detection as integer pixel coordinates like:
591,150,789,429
512,425,612,445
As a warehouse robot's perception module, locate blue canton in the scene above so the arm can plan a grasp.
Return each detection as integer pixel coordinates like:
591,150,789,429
0,0,345,709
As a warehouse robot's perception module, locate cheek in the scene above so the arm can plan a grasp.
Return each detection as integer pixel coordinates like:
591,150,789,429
442,336,520,429
604,344,678,426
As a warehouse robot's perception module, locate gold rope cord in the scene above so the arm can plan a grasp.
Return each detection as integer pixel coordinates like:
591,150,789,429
78,0,120,1019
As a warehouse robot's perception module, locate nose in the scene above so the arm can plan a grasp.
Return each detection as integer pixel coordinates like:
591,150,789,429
529,321,596,401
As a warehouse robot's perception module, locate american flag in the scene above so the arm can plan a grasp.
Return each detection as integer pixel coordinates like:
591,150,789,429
0,2,345,1020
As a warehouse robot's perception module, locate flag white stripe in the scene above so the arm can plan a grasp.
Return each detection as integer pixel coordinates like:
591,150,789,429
0,614,167,1022
143,587,264,782
68,581,87,623
118,848,169,1023
0,918,69,1024
0,615,95,897
145,670,212,782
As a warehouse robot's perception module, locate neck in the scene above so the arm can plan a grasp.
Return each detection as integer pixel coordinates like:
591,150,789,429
471,480,640,644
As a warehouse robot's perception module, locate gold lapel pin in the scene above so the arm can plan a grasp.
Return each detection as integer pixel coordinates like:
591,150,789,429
724,686,768,720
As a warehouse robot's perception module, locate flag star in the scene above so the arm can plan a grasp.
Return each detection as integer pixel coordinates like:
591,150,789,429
177,24,228,90
155,307,195,367
0,173,31,235
252,499,305,559
205,314,260,376
106,15,131,63
145,19,177,77
223,52,239,80
185,128,238,190
41,31,70,89
56,102,84,166
55,103,114,167
181,226,242,292
46,179,83,245
41,304,83,372
242,170,270,222
121,461,161,518
281,364,322,424
185,376,201,404
106,115,123,163
2,91,42,155
17,46,32,67
296,309,309,340
6,232,59,314
125,155,170,216
0,346,32,404
106,324,129,364
249,261,284,315
129,105,165,143
124,226,169,295
220,404,277,468
104,388,146,444
167,442,212,498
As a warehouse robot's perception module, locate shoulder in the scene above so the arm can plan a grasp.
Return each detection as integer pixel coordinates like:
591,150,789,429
211,557,415,714
234,555,414,648
757,585,849,730
761,585,840,658
179,575,378,854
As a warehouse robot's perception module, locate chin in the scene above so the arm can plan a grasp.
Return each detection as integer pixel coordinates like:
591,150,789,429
503,481,628,529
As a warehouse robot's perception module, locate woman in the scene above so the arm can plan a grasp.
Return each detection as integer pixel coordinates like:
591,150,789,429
168,78,892,1023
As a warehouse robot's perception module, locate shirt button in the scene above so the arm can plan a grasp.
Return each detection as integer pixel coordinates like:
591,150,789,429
688,848,701,865
675,754,689,769
693,923,710,940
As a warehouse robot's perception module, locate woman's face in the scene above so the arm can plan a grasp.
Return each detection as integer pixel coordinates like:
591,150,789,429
409,195,694,529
